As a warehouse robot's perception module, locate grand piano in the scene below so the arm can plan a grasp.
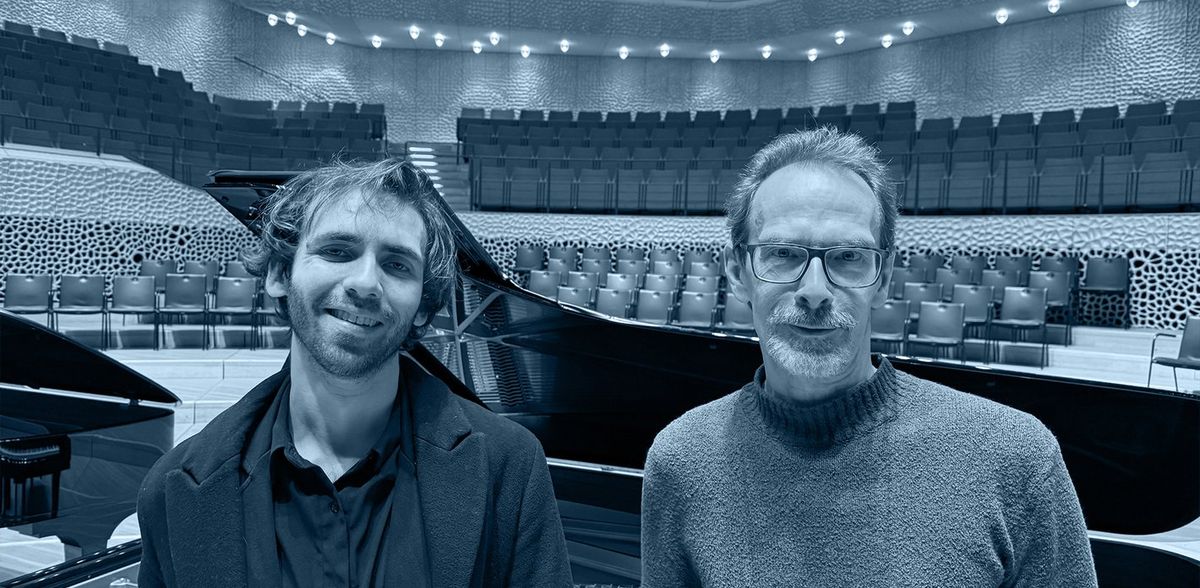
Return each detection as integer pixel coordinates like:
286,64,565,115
1,170,1195,586
0,310,177,584
201,171,1199,586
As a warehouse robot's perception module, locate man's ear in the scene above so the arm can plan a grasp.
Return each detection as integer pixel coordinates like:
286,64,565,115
264,260,289,299
871,250,895,309
724,244,752,305
412,309,430,330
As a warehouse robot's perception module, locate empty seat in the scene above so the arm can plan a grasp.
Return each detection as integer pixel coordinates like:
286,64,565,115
1038,109,1076,133
630,147,662,170
952,136,993,163
663,146,695,170
508,167,543,211
685,169,715,214
566,146,597,169
616,169,644,213
1036,131,1079,165
914,137,950,164
605,111,632,127
1130,125,1177,163
585,127,615,148
994,133,1034,161
1086,155,1136,212
576,169,612,212
956,115,994,138
1036,158,1086,212
546,167,575,211
754,108,783,125
998,112,1035,130
1078,105,1120,134
1172,99,1200,133
1080,129,1129,165
907,162,946,213
1135,152,1190,209
9,126,55,147
944,161,992,212
644,169,681,213
598,146,630,171
991,159,1036,212
476,165,506,210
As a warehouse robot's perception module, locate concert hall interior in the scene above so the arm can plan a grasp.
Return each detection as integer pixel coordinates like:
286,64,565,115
0,0,1197,586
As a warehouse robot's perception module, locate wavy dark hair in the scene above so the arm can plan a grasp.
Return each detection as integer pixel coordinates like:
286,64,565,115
241,158,457,348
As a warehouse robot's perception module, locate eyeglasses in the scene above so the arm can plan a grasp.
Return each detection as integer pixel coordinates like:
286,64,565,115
743,243,888,288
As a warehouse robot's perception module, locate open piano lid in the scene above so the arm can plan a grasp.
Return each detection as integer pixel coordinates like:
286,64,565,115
202,170,1199,538
0,310,179,405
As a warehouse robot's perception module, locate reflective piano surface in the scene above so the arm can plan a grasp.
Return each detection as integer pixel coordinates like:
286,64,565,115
0,310,177,583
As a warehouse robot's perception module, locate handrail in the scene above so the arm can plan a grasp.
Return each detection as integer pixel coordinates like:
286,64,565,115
231,56,325,103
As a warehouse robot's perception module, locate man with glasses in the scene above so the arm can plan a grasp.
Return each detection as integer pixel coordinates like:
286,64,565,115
640,129,1095,586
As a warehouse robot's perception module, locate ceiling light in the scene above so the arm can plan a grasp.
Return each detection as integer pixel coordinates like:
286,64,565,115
520,45,531,58
807,48,818,62
472,40,482,54
902,21,915,36
761,45,772,59
409,25,420,40
1125,0,1138,6
659,43,670,57
709,49,720,63
560,39,570,53
297,24,307,37
1047,0,1061,14
325,32,335,45
618,46,629,60
371,35,382,48
489,31,500,45
995,9,1010,24
834,30,846,45
285,11,296,26
881,34,893,48
434,32,445,47
267,13,278,26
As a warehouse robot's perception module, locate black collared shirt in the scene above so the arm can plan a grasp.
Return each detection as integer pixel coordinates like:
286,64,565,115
243,376,430,588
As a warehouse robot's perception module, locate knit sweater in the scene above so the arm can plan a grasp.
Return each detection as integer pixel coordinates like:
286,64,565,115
640,358,1097,587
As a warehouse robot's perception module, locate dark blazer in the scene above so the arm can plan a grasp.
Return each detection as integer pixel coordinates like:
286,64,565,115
136,354,572,587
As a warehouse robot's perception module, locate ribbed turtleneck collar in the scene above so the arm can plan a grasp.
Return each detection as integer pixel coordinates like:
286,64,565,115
740,357,902,449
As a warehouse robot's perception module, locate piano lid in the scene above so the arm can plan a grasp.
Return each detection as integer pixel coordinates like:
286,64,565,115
0,310,179,405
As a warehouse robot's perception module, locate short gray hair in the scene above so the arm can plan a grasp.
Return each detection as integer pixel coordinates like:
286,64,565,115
725,127,898,251
241,158,456,348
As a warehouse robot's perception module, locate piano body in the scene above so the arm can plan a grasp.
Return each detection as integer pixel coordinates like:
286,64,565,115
0,310,178,573
201,171,1199,586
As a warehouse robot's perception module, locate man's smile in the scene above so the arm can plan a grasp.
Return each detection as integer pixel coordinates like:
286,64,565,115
326,308,383,327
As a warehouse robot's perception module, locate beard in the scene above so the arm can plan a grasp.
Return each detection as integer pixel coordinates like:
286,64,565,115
762,302,860,381
286,282,414,379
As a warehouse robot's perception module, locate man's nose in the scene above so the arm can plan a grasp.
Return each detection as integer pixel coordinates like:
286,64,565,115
793,257,835,310
343,256,383,299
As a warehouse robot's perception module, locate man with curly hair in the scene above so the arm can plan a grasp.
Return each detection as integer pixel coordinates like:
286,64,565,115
137,159,572,587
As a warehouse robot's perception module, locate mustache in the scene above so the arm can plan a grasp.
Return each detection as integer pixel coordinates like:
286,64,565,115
767,304,857,330
324,293,389,319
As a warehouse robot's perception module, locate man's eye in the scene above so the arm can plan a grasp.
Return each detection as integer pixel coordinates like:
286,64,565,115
321,247,347,258
769,247,795,258
838,250,864,261
387,262,409,273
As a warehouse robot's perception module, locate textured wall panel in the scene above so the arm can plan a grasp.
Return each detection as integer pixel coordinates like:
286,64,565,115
2,0,1195,142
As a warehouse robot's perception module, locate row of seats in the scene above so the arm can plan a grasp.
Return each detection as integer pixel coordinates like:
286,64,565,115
0,21,388,183
476,166,738,214
2,270,279,350
872,287,1058,366
460,101,1198,141
458,102,916,139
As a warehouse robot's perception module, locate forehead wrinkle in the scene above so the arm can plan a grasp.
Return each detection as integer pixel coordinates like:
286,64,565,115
750,162,883,247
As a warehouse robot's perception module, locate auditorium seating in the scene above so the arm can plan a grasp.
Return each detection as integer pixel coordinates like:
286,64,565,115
461,99,1199,215
2,259,286,349
0,21,388,186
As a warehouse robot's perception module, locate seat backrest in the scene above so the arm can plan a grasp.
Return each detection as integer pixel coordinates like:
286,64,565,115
950,255,987,282
870,299,909,337
635,290,672,324
111,276,156,309
994,255,1032,277
567,271,599,289
556,286,593,308
604,273,638,292
676,291,717,326
980,269,1021,303
595,288,633,317
527,271,561,297
642,273,676,293
139,259,175,290
3,274,51,308
688,261,721,277
684,275,719,293
906,253,945,281
615,259,648,276
163,274,207,308
614,246,645,261
916,302,965,341
581,246,611,263
514,245,545,271
58,275,105,309
999,287,1047,322
902,282,943,304
951,285,994,321
1027,271,1070,305
1178,317,1200,362
652,259,683,276
579,259,609,275
1083,257,1130,290
214,277,257,310
890,267,925,297
546,257,573,275
1039,255,1080,274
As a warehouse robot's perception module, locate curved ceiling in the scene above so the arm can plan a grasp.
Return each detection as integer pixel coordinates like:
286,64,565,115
237,0,1138,60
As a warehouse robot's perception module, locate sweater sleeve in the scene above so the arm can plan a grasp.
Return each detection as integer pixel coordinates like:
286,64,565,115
1005,446,1098,588
640,439,699,588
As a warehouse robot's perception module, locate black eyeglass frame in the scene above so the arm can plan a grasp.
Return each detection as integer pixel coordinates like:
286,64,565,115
741,243,892,288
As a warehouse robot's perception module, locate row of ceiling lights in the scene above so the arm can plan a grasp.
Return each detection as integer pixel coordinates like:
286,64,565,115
266,1,1143,58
